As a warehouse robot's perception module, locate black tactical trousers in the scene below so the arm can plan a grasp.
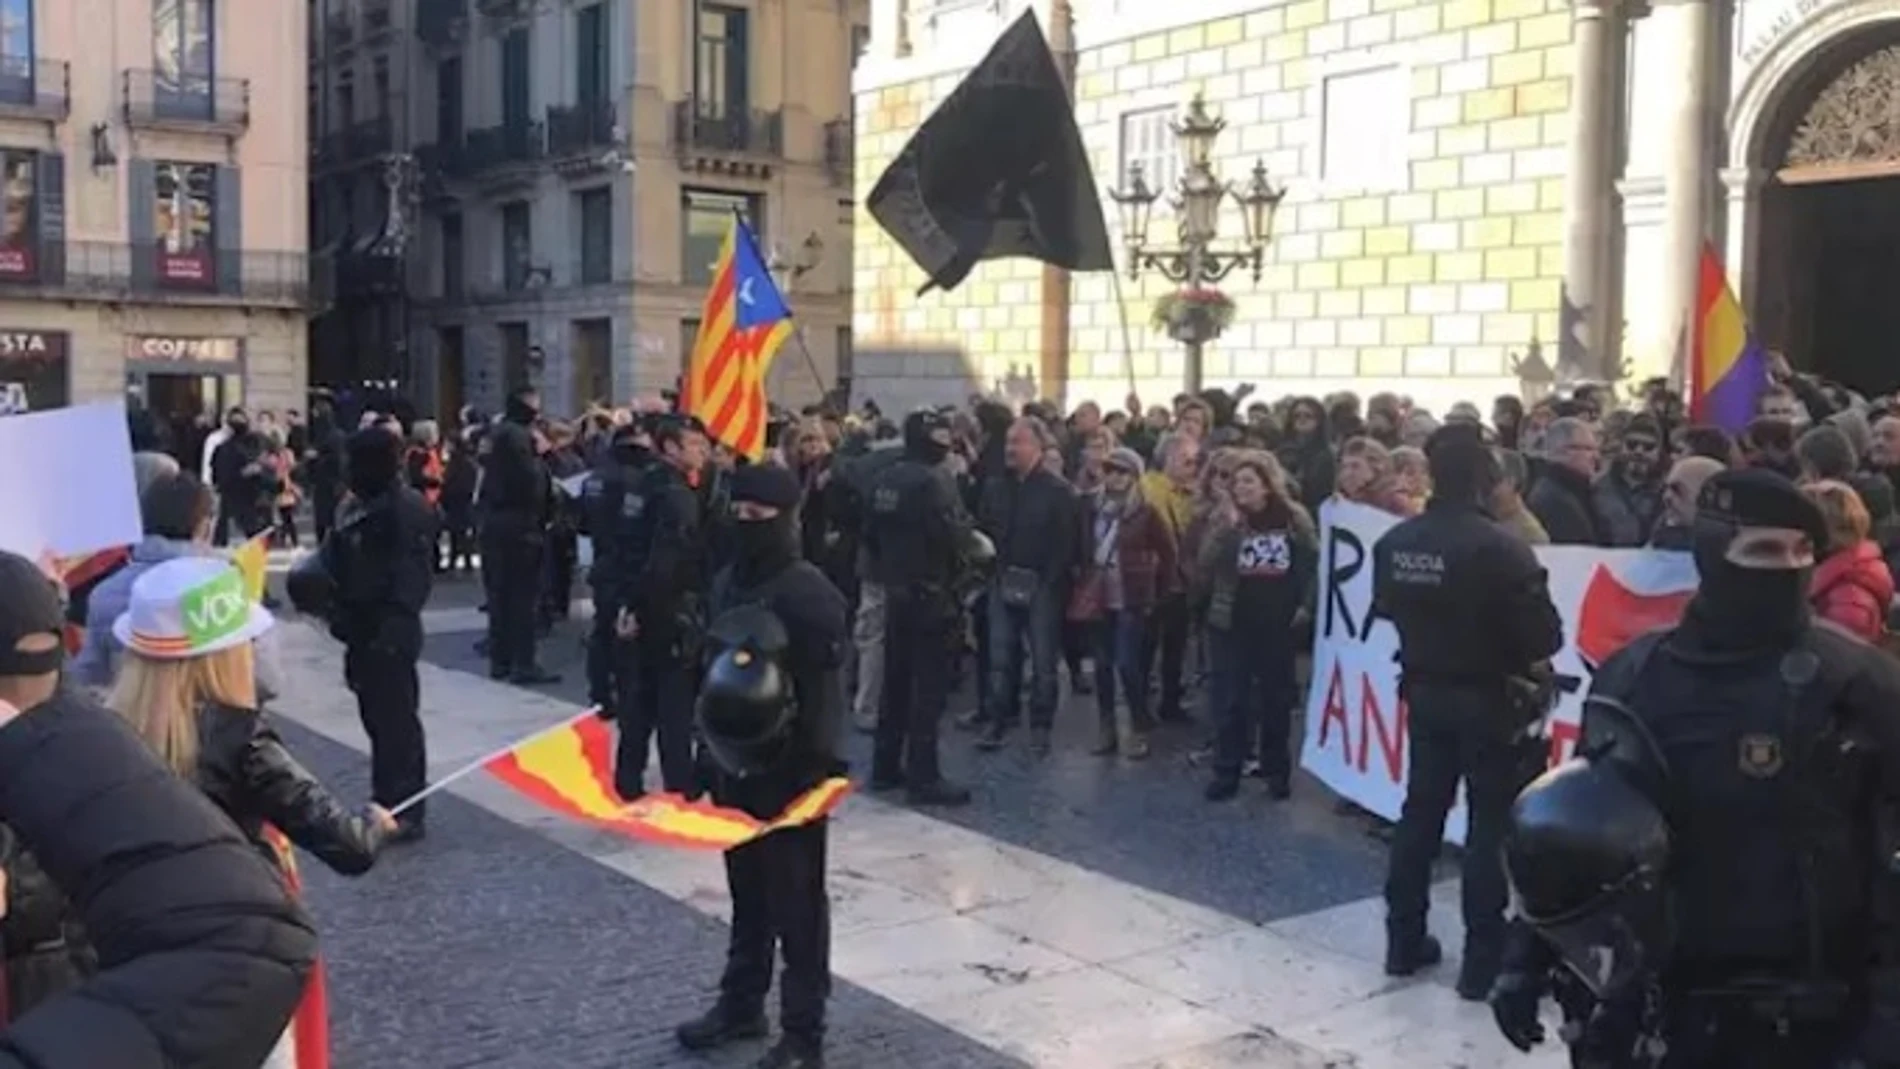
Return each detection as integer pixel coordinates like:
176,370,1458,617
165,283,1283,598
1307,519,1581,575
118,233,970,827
719,820,831,1047
481,528,544,675
585,593,621,709
874,592,951,786
615,636,697,797
344,643,427,823
1385,685,1542,959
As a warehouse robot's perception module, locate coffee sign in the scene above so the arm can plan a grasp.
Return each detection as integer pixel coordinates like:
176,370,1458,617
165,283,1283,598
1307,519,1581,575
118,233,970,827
127,336,239,363
0,330,69,415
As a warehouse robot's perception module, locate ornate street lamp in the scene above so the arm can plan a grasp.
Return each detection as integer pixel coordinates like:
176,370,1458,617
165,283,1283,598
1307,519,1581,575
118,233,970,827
1110,94,1286,395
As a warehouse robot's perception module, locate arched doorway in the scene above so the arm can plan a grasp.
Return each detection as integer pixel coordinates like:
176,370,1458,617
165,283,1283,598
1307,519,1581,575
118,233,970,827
1751,28,1900,392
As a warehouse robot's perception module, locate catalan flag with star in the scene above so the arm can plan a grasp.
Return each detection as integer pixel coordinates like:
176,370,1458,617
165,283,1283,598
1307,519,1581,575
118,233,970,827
682,214,793,462
483,712,851,851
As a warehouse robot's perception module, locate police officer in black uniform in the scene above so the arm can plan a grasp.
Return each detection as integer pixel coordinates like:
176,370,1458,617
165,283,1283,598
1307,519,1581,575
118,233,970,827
317,427,438,841
675,464,847,1069
613,414,710,798
864,409,977,807
577,421,652,713
1492,468,1900,1068
479,387,560,684
1372,423,1564,998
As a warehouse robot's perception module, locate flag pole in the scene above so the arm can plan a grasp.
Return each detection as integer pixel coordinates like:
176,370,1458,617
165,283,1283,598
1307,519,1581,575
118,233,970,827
386,707,599,817
1108,257,1140,395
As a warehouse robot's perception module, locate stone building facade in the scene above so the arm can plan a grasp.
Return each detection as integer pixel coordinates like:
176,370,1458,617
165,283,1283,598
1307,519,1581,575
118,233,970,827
0,0,318,423
854,0,1900,413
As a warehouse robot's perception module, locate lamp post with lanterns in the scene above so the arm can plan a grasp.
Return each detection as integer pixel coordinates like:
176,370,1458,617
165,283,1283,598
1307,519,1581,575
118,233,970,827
1109,94,1286,395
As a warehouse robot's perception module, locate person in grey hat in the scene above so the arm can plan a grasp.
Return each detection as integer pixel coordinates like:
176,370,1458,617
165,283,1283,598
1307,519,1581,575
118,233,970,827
1073,446,1174,759
1492,468,1900,1064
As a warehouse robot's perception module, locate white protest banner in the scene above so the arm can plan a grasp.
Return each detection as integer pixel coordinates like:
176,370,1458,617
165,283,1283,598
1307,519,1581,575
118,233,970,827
1299,499,1698,844
0,402,143,559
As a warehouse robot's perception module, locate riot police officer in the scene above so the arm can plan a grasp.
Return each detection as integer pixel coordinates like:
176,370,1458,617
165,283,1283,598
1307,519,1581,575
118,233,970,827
1492,468,1900,1067
613,415,710,798
479,387,559,684
317,427,438,841
577,421,652,713
675,464,847,1069
863,409,978,807
1372,423,1564,998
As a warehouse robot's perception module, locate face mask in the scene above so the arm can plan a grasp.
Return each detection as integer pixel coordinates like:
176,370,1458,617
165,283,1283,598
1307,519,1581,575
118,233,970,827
733,516,798,574
1690,541,1810,648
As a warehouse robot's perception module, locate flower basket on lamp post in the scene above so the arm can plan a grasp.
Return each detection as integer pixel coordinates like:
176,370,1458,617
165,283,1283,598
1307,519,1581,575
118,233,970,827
1151,287,1236,346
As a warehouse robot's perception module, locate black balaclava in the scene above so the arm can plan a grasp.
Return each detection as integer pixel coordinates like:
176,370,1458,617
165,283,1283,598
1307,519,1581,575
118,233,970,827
1685,468,1827,651
1424,423,1498,511
903,409,951,466
728,466,803,586
0,553,66,678
504,391,540,426
346,427,404,498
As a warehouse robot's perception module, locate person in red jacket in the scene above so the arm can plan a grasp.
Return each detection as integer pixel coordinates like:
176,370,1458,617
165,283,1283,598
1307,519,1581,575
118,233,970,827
1803,479,1895,643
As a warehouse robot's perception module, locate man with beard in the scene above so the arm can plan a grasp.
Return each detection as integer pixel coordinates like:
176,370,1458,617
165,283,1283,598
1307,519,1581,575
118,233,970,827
1490,469,1900,1067
479,388,560,684
1528,416,1605,545
1592,414,1666,547
319,427,437,841
675,465,848,1069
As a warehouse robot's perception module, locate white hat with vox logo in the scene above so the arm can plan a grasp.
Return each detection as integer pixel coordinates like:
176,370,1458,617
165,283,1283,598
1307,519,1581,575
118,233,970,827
114,557,275,660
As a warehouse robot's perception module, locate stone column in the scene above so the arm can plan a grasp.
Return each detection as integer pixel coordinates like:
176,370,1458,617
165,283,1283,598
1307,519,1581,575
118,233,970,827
1038,0,1077,402
1657,0,1717,381
1558,0,1621,380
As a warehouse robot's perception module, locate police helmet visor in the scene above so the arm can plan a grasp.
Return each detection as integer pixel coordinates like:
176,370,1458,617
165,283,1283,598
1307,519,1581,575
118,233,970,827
697,696,796,778
1504,758,1668,927
1529,876,1668,999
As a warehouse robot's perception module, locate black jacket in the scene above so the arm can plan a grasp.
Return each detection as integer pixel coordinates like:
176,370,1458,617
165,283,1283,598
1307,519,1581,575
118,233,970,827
623,463,705,641
324,486,437,657
478,419,549,529
0,830,93,1021
863,456,972,590
1527,463,1603,546
194,702,387,876
707,560,850,820
209,431,270,507
977,468,1079,583
0,689,316,1068
1373,498,1564,683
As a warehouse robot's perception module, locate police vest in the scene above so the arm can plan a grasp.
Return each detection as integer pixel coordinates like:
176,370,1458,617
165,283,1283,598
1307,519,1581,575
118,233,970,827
1610,630,1876,980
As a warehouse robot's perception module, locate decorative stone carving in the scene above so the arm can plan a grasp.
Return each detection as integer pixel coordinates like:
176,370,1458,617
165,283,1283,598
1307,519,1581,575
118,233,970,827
1784,43,1900,170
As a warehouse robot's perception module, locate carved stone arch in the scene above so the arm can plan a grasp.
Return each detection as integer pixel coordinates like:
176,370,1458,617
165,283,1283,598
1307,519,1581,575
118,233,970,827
1781,42,1900,177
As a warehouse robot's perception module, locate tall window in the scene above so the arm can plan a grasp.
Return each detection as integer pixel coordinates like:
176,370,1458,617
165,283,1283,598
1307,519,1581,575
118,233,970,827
695,4,748,118
681,188,759,286
500,26,530,128
440,212,463,298
372,56,390,121
1118,107,1179,204
576,3,608,107
576,188,611,284
435,55,463,142
500,200,532,290
153,0,215,118
1320,66,1407,191
336,69,355,127
0,0,33,107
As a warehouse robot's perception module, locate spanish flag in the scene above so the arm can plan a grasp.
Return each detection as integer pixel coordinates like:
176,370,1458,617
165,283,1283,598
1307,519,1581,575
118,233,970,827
230,532,272,604
680,214,793,462
483,712,851,851
1687,242,1769,434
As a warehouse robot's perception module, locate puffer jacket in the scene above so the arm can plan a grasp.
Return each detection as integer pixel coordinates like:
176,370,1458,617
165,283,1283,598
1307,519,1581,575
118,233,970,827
71,536,212,687
0,688,316,1068
1809,539,1895,644
0,827,94,1021
194,701,388,876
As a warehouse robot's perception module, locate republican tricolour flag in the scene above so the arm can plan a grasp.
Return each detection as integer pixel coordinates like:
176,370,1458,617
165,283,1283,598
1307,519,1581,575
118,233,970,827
480,712,852,851
681,214,793,462
1688,242,1769,434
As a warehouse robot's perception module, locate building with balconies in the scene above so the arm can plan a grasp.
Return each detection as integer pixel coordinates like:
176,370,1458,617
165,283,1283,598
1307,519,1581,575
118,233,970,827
0,0,319,427
392,0,867,419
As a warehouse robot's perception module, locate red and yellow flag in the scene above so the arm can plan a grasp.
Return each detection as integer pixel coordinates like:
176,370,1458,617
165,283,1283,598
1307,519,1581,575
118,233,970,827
680,214,794,462
483,713,851,851
230,531,271,604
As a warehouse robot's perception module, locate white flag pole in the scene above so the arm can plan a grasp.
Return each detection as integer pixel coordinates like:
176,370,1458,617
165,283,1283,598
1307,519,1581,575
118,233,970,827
386,707,600,817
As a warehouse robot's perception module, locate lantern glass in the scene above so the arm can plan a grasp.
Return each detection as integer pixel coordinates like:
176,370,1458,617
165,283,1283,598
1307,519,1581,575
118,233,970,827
1173,95,1224,169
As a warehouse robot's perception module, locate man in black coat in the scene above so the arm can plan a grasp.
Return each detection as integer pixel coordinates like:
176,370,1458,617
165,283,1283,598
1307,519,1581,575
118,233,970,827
0,550,316,1066
479,388,560,684
1527,416,1605,545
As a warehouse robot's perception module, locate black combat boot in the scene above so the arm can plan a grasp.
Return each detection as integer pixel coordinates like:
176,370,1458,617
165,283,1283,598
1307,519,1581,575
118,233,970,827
755,1036,824,1069
675,1004,768,1051
1384,932,1444,977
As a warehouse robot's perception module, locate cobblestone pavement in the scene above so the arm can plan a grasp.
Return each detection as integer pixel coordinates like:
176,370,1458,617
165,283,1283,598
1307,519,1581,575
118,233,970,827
286,721,1030,1069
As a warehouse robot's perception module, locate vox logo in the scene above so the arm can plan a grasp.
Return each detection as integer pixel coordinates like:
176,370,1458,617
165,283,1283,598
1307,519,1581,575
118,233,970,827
182,572,250,646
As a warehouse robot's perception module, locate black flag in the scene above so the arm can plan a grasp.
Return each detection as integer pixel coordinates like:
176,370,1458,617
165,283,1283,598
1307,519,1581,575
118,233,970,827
866,9,1115,296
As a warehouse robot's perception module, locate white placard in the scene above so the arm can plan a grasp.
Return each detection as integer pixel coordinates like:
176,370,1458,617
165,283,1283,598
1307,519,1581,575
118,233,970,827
1300,500,1699,843
0,402,143,559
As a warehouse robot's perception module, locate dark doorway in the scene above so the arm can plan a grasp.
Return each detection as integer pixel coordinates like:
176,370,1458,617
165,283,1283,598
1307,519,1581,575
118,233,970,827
499,322,530,391
436,325,465,420
570,318,611,409
1763,176,1900,393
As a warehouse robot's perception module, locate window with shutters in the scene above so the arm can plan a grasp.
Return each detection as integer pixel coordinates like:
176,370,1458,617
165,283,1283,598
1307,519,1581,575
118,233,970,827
152,0,215,119
1118,107,1180,209
576,4,608,107
575,188,611,284
695,5,748,118
0,148,38,281
500,27,530,129
0,0,35,108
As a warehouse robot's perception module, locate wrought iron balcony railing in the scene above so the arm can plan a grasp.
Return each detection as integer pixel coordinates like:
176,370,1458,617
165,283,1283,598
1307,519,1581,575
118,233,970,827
313,115,395,169
458,119,546,175
546,100,616,158
0,240,329,310
671,100,783,157
0,57,69,120
123,69,250,132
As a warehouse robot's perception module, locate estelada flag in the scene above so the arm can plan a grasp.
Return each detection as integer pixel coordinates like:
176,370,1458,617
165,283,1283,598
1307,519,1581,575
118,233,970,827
680,215,792,463
482,712,851,850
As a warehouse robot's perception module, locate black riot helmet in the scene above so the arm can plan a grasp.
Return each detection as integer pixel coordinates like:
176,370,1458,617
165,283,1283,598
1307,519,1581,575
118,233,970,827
902,408,953,465
284,550,337,620
696,606,796,779
1505,756,1672,998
